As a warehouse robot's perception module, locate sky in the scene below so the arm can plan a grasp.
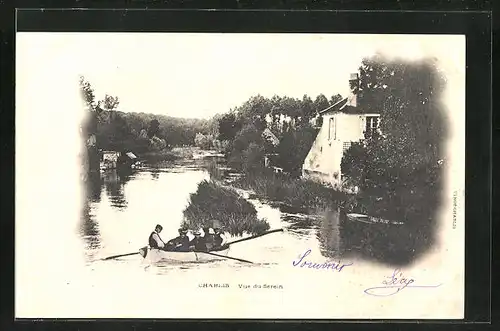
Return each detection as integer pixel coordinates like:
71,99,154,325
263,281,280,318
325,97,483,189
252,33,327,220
17,33,464,119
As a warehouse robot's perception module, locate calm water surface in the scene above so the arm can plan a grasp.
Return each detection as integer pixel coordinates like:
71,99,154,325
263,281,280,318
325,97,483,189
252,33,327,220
80,160,346,277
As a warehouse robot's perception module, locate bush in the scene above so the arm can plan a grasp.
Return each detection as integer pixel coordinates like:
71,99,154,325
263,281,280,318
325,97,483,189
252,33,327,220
182,180,270,236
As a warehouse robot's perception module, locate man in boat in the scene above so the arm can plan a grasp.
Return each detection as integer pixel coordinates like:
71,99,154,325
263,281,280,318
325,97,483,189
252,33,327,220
166,227,190,252
189,230,208,252
212,227,226,249
202,227,215,250
148,224,167,249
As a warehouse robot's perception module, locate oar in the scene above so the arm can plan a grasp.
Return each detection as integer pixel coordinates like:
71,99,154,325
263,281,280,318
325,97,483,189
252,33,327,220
199,251,253,264
101,246,148,261
222,228,284,248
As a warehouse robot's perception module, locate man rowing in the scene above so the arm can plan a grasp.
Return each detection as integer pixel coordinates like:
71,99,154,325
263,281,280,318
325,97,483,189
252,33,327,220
148,224,167,249
166,227,190,252
203,227,214,250
189,230,208,251
212,227,226,249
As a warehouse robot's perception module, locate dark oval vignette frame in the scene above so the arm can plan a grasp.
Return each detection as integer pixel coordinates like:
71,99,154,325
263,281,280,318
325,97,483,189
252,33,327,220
1,1,493,331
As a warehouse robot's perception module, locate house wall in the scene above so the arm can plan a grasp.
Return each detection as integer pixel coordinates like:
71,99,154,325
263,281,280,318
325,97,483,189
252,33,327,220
302,113,379,188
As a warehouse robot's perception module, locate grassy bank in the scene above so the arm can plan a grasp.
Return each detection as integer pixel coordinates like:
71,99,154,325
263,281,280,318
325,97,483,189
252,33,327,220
182,180,270,236
231,171,351,212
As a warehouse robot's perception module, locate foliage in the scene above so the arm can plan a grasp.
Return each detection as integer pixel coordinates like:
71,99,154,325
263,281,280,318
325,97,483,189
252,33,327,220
313,94,330,113
341,55,447,225
217,93,340,174
218,112,242,141
97,94,120,112
147,119,160,138
182,180,270,236
276,124,318,176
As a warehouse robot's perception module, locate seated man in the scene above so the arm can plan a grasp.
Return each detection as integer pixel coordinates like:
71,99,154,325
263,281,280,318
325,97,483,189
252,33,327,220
148,224,167,249
189,231,207,252
166,227,190,252
202,227,215,250
212,227,226,249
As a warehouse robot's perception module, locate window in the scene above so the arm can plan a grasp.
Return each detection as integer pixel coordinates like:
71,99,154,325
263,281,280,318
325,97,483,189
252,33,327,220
365,116,380,137
328,117,336,140
343,142,351,152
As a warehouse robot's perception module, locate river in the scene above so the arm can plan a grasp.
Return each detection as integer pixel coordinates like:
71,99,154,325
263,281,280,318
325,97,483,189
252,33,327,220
17,155,454,319
70,157,361,318
80,159,344,271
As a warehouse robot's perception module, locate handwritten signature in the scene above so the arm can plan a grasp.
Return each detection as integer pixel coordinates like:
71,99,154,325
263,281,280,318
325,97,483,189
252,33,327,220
292,249,353,272
364,268,442,297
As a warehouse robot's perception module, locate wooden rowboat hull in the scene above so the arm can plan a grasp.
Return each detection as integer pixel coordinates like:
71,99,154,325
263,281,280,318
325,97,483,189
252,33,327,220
140,247,230,263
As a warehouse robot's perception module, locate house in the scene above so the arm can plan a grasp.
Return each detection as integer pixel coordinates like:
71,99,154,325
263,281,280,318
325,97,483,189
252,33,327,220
100,151,120,170
101,150,141,171
302,73,381,189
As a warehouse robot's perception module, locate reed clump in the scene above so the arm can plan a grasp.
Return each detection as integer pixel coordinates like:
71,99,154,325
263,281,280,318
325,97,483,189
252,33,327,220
183,180,270,236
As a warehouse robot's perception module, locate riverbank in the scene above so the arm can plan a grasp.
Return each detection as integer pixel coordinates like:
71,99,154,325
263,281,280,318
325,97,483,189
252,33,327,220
230,171,351,212
220,169,433,266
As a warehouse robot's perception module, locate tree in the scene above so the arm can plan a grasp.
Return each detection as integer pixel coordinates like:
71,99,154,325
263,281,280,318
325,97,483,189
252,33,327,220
147,119,160,138
79,75,96,111
218,112,241,141
194,133,212,149
329,93,343,106
341,55,446,224
98,94,120,111
314,94,330,114
300,95,314,123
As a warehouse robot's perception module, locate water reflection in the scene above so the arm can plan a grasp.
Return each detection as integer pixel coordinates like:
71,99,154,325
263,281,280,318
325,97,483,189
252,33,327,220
102,169,133,209
86,171,103,202
150,167,160,180
315,208,343,259
80,200,101,250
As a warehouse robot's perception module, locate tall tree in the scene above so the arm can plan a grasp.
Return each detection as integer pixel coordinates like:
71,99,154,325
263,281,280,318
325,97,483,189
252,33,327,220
147,119,160,138
342,55,446,224
218,112,241,141
314,94,330,114
98,94,120,111
329,93,343,106
79,75,96,111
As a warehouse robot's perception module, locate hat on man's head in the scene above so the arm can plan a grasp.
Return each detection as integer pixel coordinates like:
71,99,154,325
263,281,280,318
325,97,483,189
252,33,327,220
193,230,201,236
178,227,188,234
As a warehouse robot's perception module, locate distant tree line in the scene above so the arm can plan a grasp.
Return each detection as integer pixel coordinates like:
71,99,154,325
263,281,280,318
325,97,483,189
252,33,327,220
79,76,218,154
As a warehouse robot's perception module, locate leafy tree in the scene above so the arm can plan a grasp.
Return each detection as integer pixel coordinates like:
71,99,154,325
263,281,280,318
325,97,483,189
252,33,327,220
341,55,446,225
218,112,242,141
79,75,96,111
329,93,343,106
98,94,120,111
314,94,330,113
147,119,160,138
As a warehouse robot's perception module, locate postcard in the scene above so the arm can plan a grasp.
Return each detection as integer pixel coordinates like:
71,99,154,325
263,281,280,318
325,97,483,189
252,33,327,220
15,32,465,319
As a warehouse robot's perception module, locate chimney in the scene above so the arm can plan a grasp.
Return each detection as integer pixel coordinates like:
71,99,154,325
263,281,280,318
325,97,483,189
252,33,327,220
347,73,359,107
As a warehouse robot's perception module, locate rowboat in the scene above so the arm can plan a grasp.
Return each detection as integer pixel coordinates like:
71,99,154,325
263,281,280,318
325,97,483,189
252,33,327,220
102,229,284,264
139,246,231,263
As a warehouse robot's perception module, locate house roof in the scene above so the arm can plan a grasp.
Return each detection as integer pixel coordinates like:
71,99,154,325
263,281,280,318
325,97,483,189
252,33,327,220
261,128,279,146
125,152,137,159
319,96,378,115
319,98,348,114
